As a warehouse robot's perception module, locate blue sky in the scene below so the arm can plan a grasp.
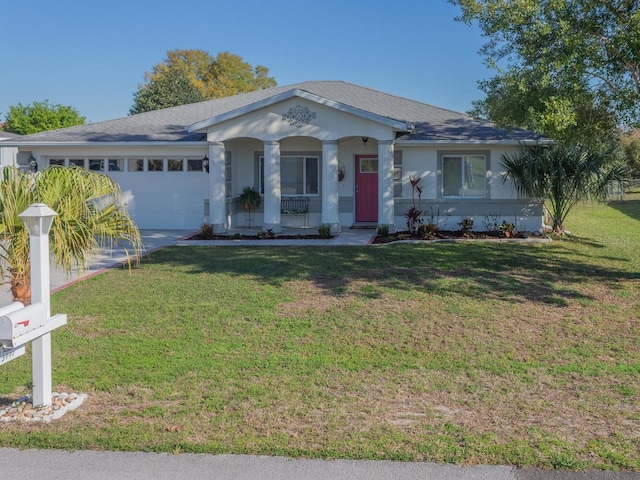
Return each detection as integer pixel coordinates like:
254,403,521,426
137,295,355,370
3,0,490,124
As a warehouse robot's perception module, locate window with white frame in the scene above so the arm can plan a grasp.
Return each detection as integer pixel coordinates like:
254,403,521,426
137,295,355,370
167,159,183,171
89,159,103,171
128,159,144,172
85,159,124,171
108,159,124,171
187,159,204,171
69,159,85,168
148,159,164,171
259,155,319,196
440,153,487,198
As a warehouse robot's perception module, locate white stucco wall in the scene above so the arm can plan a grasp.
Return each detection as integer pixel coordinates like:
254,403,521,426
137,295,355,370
206,98,397,143
393,144,543,232
0,144,18,167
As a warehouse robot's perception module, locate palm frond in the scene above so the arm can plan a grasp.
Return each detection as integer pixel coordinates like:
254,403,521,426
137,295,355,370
0,166,142,299
501,144,628,234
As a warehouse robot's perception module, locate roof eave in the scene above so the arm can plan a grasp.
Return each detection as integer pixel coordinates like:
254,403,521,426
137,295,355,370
3,141,208,148
395,138,552,147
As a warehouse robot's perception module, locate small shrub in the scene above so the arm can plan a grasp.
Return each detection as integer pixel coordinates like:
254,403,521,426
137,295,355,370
232,232,242,239
482,213,500,233
417,222,439,238
258,228,275,239
405,207,422,235
500,221,516,238
458,217,474,234
318,223,332,239
377,224,390,238
200,223,214,239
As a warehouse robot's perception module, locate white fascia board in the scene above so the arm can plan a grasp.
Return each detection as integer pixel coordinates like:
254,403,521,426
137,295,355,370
6,141,207,148
396,139,553,147
188,89,410,133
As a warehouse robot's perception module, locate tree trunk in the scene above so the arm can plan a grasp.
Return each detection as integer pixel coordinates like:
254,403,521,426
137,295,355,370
553,218,565,235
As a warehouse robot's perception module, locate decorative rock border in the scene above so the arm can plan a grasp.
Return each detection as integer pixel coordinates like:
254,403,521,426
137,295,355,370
0,392,87,423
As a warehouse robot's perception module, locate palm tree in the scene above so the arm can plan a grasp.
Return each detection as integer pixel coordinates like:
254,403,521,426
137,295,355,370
501,144,627,235
0,166,143,303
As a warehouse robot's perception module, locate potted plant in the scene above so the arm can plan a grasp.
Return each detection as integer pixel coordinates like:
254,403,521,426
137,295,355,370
500,220,516,238
238,186,261,210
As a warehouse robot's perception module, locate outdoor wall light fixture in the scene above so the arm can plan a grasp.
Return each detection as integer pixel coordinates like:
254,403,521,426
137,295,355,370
361,137,369,146
29,154,38,172
202,155,209,173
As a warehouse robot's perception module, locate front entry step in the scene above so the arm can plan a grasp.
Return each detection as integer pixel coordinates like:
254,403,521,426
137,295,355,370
351,223,377,229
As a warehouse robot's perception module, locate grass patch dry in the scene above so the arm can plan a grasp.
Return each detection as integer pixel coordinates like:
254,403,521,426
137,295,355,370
0,200,639,470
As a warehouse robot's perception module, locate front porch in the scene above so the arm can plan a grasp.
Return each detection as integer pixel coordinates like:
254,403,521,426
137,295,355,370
192,91,408,234
205,135,398,234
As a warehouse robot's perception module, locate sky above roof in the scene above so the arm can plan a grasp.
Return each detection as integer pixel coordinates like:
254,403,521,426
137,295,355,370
3,1,490,124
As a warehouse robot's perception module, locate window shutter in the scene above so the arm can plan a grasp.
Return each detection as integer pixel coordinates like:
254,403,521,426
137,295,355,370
394,150,403,198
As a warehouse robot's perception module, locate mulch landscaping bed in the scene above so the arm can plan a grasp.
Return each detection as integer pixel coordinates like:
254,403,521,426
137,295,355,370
372,230,534,244
187,233,330,240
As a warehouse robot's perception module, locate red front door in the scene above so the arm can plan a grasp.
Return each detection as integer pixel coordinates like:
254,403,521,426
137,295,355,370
355,155,378,222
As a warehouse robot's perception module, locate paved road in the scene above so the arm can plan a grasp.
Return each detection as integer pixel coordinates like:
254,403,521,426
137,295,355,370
1,449,638,480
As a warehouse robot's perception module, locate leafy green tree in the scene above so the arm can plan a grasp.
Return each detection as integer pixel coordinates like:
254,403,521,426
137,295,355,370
150,49,215,97
4,100,86,135
206,51,277,98
468,67,619,149
137,49,277,109
0,166,142,303
452,0,640,141
130,68,204,115
501,144,627,234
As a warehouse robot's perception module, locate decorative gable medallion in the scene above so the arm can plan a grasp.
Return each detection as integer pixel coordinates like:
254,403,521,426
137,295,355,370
282,104,317,127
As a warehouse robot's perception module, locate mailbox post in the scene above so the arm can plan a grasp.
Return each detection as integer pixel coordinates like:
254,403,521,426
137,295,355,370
19,203,57,407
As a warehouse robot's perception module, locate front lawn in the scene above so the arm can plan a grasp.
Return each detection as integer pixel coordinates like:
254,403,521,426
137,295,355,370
0,200,638,470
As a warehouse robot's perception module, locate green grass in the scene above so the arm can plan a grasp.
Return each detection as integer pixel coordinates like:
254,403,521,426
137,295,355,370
0,199,639,470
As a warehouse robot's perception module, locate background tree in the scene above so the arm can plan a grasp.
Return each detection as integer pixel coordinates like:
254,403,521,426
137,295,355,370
0,166,142,303
4,100,86,135
131,49,277,113
129,68,203,115
468,67,619,149
502,144,627,234
621,131,640,177
452,0,640,140
148,49,213,98
206,51,277,98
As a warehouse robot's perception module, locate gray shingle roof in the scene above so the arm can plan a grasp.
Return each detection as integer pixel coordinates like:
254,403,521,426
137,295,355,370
9,81,543,144
0,130,22,140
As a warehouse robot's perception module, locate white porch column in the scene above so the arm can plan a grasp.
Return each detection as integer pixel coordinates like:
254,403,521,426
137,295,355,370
263,141,281,232
321,140,340,233
378,140,395,232
208,141,227,232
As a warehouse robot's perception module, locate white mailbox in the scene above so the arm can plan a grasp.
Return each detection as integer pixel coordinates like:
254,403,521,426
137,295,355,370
0,302,25,317
0,302,47,348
